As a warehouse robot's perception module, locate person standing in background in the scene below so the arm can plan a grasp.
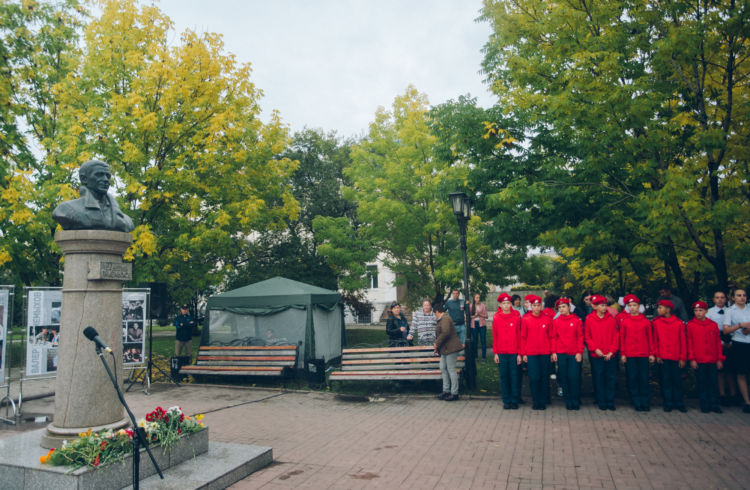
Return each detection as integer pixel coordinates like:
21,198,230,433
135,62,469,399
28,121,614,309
434,302,463,401
653,300,688,413
723,289,750,413
493,293,521,409
412,300,437,346
586,295,619,411
470,293,488,360
174,304,196,357
445,289,466,345
708,291,737,405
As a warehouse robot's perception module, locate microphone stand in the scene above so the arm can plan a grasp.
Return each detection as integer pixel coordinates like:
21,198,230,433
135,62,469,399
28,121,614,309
95,345,164,489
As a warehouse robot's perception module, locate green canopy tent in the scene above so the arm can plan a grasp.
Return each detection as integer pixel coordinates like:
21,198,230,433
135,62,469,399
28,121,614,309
202,277,345,367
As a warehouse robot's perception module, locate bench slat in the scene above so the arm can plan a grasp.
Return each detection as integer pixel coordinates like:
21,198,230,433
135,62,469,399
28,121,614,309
180,365,283,373
200,345,298,351
198,356,296,362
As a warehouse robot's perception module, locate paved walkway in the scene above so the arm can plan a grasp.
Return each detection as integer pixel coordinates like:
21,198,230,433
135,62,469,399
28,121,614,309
4,381,749,489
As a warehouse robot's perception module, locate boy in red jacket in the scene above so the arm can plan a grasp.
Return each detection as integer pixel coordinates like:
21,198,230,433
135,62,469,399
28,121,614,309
521,294,553,410
687,301,724,413
653,300,687,412
585,294,619,410
619,294,655,411
493,293,522,409
552,297,584,410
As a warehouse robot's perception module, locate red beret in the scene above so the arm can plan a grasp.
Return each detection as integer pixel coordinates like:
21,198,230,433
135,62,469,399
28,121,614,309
692,300,708,310
497,293,512,303
623,294,640,305
525,294,542,304
591,295,608,305
555,297,570,307
658,299,674,309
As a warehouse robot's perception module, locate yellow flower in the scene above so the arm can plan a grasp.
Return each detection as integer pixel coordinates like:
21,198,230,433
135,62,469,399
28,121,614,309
195,414,204,421
199,422,205,427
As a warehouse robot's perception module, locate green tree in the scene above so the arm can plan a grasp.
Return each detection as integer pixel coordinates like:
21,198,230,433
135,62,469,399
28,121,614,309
323,86,491,307
480,0,750,298
0,0,86,287
54,0,299,304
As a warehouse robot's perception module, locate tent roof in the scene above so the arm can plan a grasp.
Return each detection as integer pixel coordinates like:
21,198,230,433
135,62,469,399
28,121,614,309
207,276,341,309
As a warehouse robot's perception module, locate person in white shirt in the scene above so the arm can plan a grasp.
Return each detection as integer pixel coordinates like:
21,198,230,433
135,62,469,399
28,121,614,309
708,291,737,405
723,289,750,413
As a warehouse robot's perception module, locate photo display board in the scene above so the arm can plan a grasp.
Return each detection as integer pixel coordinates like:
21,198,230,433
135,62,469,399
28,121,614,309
0,287,11,384
25,288,62,377
25,288,150,376
122,290,147,365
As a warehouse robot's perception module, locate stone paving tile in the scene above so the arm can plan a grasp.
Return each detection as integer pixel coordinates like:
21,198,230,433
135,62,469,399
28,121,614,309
7,382,750,489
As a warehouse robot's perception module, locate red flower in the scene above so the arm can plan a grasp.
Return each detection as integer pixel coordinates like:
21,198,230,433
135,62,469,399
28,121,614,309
100,441,107,450
93,454,100,466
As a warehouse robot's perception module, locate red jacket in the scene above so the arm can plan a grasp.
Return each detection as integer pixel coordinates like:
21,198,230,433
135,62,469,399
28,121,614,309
653,315,687,361
687,317,725,364
584,312,619,357
619,314,655,358
492,309,521,354
615,311,629,328
521,313,553,356
553,314,584,355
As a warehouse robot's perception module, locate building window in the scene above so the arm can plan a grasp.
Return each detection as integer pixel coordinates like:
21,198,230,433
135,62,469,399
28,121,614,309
366,265,378,289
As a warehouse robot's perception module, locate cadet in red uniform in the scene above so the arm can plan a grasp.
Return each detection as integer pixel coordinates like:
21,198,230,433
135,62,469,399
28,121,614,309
585,295,619,410
687,301,725,413
552,297,584,410
653,300,687,412
521,295,553,410
619,294,655,411
493,293,522,409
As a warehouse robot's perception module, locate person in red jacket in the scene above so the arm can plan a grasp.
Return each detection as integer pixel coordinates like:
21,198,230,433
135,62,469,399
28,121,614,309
493,293,522,409
521,294,553,410
552,297,584,410
653,299,687,412
619,294,655,411
687,300,725,413
585,294,619,410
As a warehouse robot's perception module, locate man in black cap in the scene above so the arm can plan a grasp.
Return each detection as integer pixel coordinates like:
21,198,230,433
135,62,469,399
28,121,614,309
174,304,196,356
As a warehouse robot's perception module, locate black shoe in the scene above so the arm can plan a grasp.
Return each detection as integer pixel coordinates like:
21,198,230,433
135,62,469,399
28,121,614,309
599,405,607,411
503,403,511,409
635,406,643,412
436,392,449,400
720,396,731,406
677,406,687,413
445,394,459,401
511,403,519,409
743,404,750,413
712,407,723,414
701,408,710,414
643,406,650,412
608,404,616,411
664,406,672,412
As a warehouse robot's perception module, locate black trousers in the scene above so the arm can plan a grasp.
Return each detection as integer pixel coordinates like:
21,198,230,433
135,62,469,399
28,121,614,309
626,357,651,409
696,363,719,410
527,355,550,407
659,359,684,409
557,353,581,408
590,356,617,408
497,354,520,404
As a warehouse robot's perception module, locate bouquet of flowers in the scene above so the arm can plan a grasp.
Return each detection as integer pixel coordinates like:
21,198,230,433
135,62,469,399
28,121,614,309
40,406,205,470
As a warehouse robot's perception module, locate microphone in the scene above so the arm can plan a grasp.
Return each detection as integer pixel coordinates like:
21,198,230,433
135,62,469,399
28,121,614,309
83,326,112,353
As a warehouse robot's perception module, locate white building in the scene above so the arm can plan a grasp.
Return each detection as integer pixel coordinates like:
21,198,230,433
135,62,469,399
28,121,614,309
343,258,400,324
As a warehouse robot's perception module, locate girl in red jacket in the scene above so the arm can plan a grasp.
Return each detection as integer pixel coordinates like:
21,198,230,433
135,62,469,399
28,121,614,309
585,295,619,410
493,293,522,409
687,301,725,413
619,294,655,411
521,294,553,410
653,300,687,412
552,297,583,410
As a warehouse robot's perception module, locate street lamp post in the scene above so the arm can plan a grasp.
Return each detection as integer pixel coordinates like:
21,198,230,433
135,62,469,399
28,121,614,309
449,192,476,390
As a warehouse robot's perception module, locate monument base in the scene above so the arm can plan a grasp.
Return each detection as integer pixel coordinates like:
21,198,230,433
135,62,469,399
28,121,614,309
41,416,130,449
0,427,273,489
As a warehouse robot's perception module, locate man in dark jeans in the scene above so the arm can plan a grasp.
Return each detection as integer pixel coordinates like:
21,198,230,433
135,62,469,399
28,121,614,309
174,304,196,357
445,289,466,345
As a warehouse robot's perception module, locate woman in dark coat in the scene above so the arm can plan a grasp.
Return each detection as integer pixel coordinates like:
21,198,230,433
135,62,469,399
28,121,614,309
385,302,412,346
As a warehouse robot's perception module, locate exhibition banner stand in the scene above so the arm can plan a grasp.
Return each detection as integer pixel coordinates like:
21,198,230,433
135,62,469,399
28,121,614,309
0,285,15,424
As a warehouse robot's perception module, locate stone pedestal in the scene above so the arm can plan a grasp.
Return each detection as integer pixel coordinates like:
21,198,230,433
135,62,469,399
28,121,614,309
41,230,133,449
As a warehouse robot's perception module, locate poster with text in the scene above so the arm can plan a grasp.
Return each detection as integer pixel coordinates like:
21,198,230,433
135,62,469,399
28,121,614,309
0,289,9,384
26,289,61,377
122,291,147,365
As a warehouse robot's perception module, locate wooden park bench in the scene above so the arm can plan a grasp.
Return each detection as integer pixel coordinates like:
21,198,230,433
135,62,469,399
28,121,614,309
179,343,300,378
328,345,464,382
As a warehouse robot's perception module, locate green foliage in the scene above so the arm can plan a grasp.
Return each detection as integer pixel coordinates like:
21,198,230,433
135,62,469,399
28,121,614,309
479,0,750,298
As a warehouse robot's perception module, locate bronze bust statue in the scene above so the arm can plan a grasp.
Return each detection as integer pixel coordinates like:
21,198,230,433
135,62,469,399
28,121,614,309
52,160,134,232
